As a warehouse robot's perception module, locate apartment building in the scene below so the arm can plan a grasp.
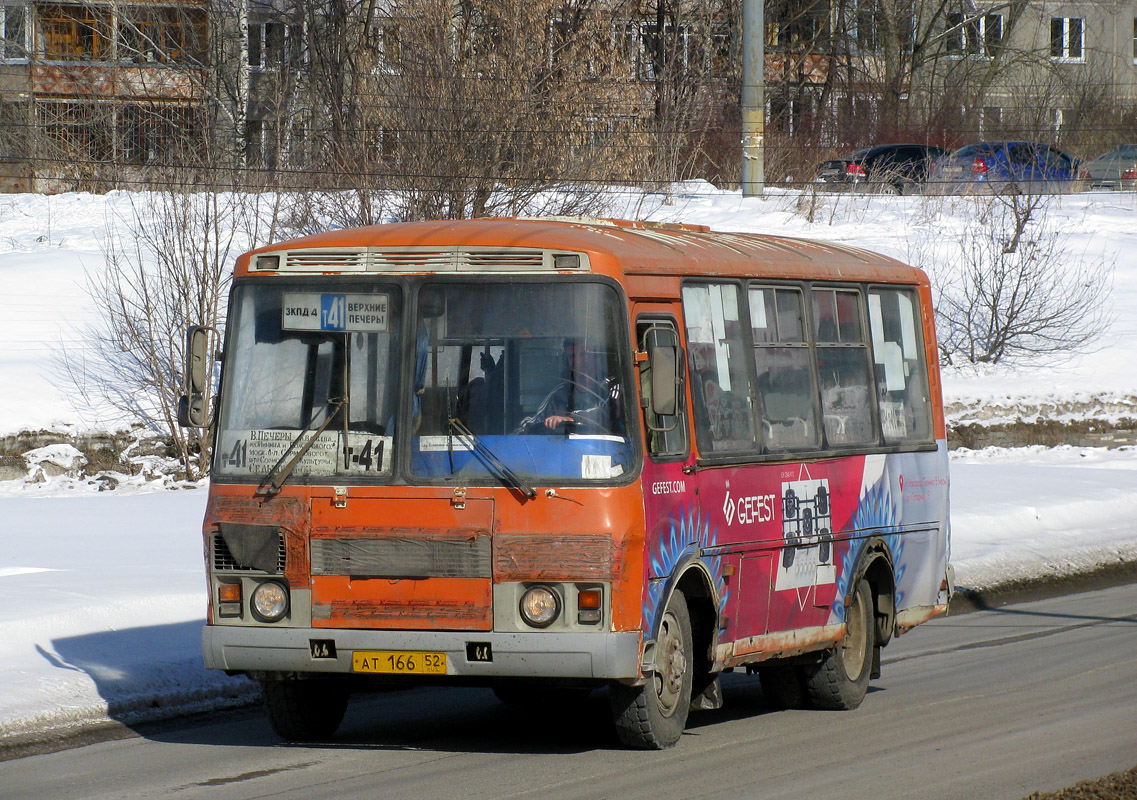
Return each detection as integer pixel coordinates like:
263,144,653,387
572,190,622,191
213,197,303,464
0,0,208,191
912,0,1137,143
0,0,1134,191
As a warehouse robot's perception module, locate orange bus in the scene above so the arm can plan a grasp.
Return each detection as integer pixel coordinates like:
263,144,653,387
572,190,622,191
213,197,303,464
183,217,952,749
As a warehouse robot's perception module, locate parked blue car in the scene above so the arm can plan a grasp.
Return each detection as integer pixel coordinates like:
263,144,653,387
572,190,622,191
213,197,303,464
929,141,1084,194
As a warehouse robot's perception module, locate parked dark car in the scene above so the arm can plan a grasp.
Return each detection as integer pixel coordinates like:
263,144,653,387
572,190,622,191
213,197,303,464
815,144,949,194
929,141,1083,194
1083,144,1137,190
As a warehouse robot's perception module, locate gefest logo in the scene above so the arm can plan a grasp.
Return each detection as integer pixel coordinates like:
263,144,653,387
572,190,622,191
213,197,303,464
723,490,777,526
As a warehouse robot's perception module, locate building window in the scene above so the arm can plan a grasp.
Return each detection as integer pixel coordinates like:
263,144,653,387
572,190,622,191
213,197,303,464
767,5,827,51
615,21,691,81
1050,17,1083,60
36,100,114,161
119,7,207,65
371,21,400,69
38,4,113,61
1,4,28,61
248,22,291,70
120,103,199,164
945,12,1002,57
852,0,913,54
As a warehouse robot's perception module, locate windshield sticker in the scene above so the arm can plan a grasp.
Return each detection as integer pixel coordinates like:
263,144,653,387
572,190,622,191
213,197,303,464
582,454,624,479
218,430,393,475
417,436,473,452
281,293,389,333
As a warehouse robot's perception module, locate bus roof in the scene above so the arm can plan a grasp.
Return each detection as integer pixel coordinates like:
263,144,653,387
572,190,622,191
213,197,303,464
238,217,925,286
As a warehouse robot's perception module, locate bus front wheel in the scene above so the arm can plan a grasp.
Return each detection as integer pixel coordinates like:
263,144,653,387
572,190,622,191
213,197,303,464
609,589,693,749
804,580,874,710
261,678,350,741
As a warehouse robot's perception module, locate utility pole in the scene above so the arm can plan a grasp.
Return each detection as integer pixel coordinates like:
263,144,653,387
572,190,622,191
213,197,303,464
741,0,764,196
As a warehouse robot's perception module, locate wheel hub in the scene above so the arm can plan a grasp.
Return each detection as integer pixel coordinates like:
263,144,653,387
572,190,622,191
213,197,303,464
654,611,687,716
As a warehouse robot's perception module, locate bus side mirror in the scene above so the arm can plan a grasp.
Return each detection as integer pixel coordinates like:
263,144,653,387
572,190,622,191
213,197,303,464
649,344,678,417
646,331,680,419
179,325,212,429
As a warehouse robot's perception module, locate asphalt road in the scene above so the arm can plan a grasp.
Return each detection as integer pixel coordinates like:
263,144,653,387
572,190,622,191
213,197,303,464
1,584,1135,800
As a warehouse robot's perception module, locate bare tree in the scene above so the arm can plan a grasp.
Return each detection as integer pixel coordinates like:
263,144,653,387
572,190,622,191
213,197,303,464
70,188,281,479
266,0,655,226
919,194,1113,365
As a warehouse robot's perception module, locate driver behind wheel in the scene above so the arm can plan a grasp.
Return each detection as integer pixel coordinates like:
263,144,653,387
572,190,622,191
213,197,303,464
515,339,623,434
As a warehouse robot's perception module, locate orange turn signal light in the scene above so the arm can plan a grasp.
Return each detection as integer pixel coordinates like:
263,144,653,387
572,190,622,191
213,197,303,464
218,583,242,604
578,588,602,610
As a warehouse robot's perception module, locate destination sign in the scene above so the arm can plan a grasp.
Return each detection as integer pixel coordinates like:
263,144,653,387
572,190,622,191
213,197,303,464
217,430,393,476
281,293,389,332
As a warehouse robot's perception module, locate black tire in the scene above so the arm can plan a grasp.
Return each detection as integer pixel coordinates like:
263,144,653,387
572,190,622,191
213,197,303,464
262,678,350,741
804,580,874,710
609,588,694,749
758,664,810,710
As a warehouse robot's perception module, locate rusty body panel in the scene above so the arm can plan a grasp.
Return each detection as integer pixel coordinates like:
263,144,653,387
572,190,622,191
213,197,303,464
714,623,846,670
204,480,647,635
311,576,494,630
494,533,622,582
896,603,949,634
204,492,309,589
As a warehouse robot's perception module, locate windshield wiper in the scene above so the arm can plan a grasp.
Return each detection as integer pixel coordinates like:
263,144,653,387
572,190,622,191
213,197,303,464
447,417,537,499
257,397,345,497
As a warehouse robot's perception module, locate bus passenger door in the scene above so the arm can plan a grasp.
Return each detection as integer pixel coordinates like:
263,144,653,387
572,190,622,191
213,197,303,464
635,311,710,639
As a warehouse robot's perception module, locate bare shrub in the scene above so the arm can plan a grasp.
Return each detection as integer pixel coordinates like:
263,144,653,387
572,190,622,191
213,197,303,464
916,194,1113,366
64,188,281,479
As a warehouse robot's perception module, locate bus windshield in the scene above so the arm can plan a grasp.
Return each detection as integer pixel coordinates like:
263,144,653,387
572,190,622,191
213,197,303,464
411,280,634,483
213,278,635,485
214,281,402,480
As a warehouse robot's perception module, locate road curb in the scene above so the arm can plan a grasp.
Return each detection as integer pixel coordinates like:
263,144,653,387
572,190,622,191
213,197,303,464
948,559,1137,614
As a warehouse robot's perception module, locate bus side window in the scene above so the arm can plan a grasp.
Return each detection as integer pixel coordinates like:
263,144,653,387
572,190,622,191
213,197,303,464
749,286,820,451
637,318,687,458
812,288,876,446
681,283,758,454
868,288,933,442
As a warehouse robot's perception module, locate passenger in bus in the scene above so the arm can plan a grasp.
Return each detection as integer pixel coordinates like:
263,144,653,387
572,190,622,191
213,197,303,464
514,340,623,435
455,351,503,434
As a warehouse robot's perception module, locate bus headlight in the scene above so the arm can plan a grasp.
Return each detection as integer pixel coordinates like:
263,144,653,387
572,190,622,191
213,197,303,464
519,585,560,628
251,581,290,622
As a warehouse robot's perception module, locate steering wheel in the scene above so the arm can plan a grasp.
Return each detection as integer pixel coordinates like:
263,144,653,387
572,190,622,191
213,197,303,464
512,378,609,434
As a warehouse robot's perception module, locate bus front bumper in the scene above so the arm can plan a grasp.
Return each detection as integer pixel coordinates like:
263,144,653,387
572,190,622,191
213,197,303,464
203,625,643,681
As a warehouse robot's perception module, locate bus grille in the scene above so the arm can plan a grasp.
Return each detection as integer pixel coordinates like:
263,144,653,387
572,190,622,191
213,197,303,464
273,248,563,273
212,533,286,574
280,251,368,271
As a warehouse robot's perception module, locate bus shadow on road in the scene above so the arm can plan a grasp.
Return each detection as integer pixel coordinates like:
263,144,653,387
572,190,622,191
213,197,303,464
40,625,873,756
44,621,259,740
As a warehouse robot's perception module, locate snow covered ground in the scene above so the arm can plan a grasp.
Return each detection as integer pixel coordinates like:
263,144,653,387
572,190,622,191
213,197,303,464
1,187,1135,747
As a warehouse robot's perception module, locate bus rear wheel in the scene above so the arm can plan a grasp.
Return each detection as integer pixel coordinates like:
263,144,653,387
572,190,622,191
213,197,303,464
261,678,350,741
804,580,874,710
609,588,693,749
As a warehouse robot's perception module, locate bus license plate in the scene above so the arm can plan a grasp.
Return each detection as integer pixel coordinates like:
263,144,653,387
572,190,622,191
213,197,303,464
352,650,447,675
